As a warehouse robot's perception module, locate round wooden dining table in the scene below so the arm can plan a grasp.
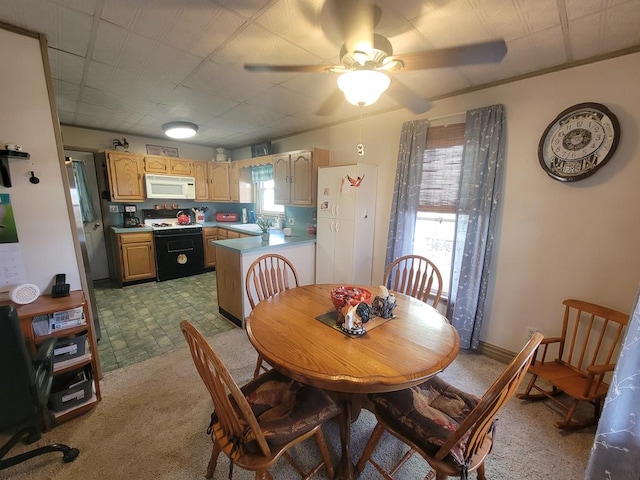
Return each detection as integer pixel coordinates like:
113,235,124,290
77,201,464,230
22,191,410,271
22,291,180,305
246,284,460,480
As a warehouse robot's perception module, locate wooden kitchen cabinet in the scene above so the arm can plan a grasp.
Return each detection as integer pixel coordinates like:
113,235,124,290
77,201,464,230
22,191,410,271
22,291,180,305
229,162,253,203
106,151,145,202
203,227,218,269
208,162,231,201
113,232,156,284
16,292,101,427
193,160,210,200
143,155,193,176
273,148,329,206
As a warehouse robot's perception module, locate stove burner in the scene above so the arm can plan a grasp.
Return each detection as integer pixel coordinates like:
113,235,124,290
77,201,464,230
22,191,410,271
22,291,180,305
152,223,172,227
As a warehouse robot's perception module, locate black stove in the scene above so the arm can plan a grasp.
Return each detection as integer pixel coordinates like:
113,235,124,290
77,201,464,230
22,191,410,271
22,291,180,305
142,209,204,281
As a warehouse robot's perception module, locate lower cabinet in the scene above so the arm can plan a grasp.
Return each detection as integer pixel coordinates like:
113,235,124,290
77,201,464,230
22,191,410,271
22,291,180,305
16,292,101,428
113,231,156,284
203,227,218,269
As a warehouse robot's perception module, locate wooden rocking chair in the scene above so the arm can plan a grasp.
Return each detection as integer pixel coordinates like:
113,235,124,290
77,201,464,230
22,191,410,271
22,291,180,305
517,299,629,430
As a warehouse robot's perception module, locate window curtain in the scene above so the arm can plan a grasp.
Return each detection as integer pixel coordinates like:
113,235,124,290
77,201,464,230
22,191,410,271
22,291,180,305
446,104,506,349
251,164,273,183
585,288,640,480
72,160,97,223
385,119,429,266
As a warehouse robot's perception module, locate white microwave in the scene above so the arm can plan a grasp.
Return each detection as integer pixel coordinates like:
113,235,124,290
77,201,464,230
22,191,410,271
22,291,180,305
145,174,195,199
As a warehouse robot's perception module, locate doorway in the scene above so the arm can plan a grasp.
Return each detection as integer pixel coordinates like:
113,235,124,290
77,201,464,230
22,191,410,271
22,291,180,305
64,149,109,280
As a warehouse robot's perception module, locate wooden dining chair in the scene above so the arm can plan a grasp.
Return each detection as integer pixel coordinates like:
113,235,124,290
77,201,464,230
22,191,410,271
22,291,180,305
245,254,299,378
180,320,339,480
357,332,543,480
517,299,629,429
384,255,443,308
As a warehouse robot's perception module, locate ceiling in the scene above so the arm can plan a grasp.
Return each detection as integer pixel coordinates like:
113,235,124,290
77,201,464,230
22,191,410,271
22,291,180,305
2,0,639,149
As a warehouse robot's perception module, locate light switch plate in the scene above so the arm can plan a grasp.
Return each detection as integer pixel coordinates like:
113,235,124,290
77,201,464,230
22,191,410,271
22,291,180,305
109,205,119,213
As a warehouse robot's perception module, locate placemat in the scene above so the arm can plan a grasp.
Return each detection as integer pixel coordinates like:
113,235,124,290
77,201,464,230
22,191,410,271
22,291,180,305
315,309,394,337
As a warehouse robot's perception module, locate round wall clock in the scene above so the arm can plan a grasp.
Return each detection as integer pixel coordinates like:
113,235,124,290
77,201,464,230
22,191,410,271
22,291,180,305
538,102,620,182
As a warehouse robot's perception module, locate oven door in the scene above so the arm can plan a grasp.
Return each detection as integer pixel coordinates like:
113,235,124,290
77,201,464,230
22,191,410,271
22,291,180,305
153,231,204,281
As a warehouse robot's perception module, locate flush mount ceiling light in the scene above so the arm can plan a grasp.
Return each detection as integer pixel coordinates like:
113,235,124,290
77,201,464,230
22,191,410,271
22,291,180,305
337,70,391,107
162,121,198,139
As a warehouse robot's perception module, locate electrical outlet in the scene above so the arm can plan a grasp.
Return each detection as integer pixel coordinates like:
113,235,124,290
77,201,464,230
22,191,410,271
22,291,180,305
289,217,294,226
109,205,119,213
525,326,538,341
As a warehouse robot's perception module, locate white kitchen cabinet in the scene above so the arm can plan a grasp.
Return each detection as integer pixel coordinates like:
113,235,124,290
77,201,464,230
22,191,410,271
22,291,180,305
315,163,377,285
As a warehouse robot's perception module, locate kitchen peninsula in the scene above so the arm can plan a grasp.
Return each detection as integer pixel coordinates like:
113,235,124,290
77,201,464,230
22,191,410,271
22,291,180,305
213,229,316,327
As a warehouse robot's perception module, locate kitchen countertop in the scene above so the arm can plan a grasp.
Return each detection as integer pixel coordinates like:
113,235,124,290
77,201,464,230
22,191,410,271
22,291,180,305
111,223,316,253
111,222,258,234
213,230,316,253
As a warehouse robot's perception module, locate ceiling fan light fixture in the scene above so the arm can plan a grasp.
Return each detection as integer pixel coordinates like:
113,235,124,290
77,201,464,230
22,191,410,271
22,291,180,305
337,70,390,107
162,121,198,139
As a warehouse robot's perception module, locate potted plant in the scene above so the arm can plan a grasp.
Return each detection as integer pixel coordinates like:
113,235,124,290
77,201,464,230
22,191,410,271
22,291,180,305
256,216,274,242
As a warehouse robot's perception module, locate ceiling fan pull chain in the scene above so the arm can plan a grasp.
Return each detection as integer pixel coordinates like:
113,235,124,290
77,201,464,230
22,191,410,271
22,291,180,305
357,107,365,156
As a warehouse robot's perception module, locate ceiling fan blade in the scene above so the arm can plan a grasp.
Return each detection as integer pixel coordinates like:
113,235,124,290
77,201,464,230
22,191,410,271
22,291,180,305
386,78,431,114
244,63,337,73
392,39,507,71
316,88,345,116
332,0,376,53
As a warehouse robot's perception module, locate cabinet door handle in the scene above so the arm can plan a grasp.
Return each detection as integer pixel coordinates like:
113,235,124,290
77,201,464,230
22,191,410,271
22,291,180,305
335,221,340,233
336,205,340,216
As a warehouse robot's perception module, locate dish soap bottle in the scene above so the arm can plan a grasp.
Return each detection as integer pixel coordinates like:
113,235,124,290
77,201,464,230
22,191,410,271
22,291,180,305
249,210,256,223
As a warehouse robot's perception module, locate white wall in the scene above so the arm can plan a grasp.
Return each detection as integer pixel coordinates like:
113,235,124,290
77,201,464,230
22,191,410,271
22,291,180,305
0,28,81,299
61,125,216,161
261,52,640,353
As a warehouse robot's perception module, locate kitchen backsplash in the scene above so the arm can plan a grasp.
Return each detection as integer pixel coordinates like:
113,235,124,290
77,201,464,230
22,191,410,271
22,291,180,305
106,201,317,229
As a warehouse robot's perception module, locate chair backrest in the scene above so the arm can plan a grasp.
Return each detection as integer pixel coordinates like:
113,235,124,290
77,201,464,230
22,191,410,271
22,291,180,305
0,305,41,429
245,254,299,309
435,332,544,466
180,320,270,457
555,299,628,372
384,255,443,308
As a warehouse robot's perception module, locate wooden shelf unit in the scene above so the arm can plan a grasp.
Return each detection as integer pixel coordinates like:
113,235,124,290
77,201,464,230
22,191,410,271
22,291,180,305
16,291,102,427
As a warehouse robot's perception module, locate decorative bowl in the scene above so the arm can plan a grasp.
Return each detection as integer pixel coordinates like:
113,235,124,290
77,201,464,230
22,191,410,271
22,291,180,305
330,286,372,311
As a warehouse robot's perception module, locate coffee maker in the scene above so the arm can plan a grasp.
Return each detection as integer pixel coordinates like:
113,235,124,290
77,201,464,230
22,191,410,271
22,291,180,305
122,204,140,227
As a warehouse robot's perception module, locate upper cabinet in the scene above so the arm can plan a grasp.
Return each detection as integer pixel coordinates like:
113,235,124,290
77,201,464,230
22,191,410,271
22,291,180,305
209,162,231,201
273,149,329,206
230,162,253,203
193,160,210,200
107,151,145,202
143,155,192,176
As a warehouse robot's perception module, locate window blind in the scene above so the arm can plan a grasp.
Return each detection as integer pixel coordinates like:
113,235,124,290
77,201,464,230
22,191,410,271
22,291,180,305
419,123,465,214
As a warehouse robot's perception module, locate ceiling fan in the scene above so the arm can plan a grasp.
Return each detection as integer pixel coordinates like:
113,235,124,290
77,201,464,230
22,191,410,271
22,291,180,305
244,0,507,116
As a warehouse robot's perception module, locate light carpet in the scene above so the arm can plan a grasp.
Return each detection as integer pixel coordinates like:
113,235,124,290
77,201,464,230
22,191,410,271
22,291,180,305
1,328,594,479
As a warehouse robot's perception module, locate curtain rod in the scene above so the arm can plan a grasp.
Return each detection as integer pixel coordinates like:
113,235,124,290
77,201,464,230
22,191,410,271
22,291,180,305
426,111,466,123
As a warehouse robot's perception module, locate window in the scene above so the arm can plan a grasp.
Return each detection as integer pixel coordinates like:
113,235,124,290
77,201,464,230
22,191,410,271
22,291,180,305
251,164,284,215
257,179,284,214
414,123,465,295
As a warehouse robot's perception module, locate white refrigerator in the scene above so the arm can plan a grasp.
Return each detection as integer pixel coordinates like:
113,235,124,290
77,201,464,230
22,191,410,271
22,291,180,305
315,163,377,285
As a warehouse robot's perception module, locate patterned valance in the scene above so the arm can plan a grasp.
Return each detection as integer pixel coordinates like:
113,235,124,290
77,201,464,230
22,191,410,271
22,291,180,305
251,163,273,183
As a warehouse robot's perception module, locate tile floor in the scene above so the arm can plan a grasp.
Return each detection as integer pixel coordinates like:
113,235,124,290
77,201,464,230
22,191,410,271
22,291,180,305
94,271,236,373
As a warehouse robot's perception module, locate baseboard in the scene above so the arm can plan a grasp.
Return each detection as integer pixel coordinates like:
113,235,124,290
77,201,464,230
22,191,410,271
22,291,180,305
478,341,516,364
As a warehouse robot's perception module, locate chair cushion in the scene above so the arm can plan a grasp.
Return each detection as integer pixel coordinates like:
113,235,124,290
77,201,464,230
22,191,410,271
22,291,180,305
239,369,340,447
370,376,481,465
